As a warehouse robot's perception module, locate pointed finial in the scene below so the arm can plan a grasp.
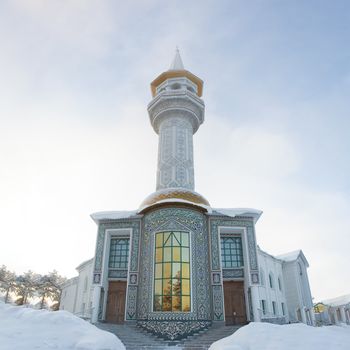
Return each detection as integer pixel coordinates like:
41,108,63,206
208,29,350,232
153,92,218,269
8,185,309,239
169,47,185,70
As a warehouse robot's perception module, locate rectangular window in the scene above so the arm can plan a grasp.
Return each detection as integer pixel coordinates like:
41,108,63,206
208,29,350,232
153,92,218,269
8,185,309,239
220,236,243,268
261,300,267,315
109,238,130,269
272,301,277,315
153,231,191,312
281,302,285,315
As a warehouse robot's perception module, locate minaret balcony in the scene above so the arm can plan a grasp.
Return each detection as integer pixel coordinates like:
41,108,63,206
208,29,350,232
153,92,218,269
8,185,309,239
148,89,205,134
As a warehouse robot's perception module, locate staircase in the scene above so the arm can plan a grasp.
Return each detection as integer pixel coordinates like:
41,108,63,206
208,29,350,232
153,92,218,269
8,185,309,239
97,322,241,350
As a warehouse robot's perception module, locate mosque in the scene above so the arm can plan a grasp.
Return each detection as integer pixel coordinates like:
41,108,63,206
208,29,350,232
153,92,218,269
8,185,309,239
60,50,315,340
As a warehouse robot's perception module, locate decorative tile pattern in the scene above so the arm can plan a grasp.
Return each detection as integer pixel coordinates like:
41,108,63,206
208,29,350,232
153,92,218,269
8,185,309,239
137,207,211,338
129,273,138,285
209,216,260,318
137,320,211,340
126,285,137,320
222,268,244,279
212,285,224,321
93,219,141,321
209,217,257,271
157,117,195,190
212,272,221,284
93,220,141,274
108,270,128,278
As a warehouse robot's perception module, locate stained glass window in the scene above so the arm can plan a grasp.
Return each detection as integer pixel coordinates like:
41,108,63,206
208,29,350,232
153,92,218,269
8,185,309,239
109,238,130,269
153,231,191,312
220,236,243,268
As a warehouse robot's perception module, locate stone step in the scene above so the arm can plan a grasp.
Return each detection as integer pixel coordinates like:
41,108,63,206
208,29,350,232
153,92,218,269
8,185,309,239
96,322,241,350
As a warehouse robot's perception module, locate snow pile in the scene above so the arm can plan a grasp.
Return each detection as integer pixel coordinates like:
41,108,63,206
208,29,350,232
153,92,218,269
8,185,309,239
209,322,350,350
0,301,125,350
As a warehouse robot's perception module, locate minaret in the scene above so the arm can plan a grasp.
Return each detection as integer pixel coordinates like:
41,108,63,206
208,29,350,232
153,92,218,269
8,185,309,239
140,49,209,210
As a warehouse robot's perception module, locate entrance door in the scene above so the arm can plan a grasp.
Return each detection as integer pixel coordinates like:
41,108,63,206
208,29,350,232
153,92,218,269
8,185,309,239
106,281,127,324
223,281,247,325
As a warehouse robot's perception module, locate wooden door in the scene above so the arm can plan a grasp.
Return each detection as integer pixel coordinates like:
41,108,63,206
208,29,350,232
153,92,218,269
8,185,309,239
106,281,127,324
223,281,247,325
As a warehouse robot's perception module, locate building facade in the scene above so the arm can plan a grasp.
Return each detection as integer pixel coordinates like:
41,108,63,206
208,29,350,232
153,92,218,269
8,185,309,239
61,50,315,339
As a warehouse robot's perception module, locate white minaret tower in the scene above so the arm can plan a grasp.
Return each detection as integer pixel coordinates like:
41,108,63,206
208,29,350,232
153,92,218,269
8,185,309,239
140,49,209,210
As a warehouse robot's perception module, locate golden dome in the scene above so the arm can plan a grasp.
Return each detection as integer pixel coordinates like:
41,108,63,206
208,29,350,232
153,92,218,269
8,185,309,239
139,188,210,211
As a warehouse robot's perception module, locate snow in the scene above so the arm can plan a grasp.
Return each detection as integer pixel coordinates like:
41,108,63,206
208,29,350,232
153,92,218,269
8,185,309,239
323,294,350,307
212,208,263,222
91,210,138,222
0,301,125,350
209,322,350,350
276,250,302,262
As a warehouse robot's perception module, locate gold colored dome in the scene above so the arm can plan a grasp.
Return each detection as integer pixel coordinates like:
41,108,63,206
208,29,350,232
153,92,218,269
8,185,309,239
139,188,210,211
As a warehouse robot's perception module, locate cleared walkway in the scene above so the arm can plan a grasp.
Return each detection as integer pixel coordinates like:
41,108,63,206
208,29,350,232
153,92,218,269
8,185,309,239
97,322,241,350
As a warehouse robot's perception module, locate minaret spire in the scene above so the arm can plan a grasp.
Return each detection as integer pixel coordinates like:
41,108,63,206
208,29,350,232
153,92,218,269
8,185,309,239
169,47,185,70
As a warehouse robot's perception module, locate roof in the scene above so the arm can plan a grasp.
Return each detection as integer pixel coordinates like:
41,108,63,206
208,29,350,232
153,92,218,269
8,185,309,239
90,210,139,223
211,208,263,223
169,47,184,70
75,258,94,271
276,250,309,267
322,294,350,307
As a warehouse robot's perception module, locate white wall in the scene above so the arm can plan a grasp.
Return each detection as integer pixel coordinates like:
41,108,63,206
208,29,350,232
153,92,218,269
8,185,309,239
257,248,289,323
59,259,94,318
59,277,78,312
74,259,94,318
282,257,314,325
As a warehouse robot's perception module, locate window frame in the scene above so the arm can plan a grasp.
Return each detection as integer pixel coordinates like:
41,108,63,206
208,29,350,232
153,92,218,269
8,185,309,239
108,237,130,269
152,231,192,313
220,235,244,269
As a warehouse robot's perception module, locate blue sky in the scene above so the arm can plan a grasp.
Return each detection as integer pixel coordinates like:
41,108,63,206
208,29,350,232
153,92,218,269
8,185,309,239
0,0,349,301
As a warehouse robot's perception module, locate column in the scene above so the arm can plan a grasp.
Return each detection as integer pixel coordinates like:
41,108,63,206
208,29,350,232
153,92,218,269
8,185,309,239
250,286,261,322
91,285,101,323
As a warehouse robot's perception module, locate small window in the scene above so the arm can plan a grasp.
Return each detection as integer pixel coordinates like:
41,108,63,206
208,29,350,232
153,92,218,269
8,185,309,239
281,302,285,315
261,300,267,315
269,273,274,289
260,269,265,286
187,86,195,93
298,263,303,276
278,277,282,291
272,301,277,315
170,83,181,90
84,276,88,292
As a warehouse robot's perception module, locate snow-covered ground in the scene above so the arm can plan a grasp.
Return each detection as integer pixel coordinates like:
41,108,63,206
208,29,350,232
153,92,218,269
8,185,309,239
209,322,350,350
0,301,125,350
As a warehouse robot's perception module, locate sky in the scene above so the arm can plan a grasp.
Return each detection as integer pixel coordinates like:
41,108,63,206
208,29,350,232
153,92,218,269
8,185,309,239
0,0,349,302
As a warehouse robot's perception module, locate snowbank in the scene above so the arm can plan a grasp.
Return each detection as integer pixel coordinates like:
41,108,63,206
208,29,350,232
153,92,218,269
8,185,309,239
209,322,350,350
0,301,125,350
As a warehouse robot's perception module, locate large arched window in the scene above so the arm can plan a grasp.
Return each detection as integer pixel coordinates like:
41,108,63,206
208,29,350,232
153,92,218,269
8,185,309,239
153,231,191,312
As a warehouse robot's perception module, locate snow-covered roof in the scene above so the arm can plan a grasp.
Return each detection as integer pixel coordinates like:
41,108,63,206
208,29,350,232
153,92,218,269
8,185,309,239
276,250,302,262
211,208,263,223
276,250,309,267
75,258,93,271
322,294,350,307
90,210,138,223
